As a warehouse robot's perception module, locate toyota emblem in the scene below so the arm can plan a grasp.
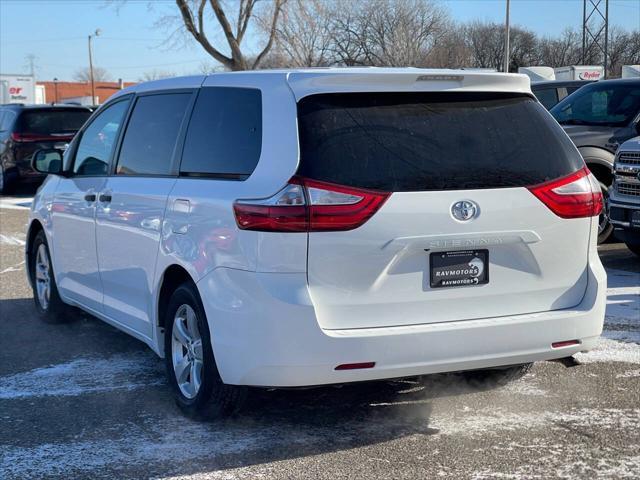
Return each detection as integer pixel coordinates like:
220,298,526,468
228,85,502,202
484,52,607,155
451,200,478,221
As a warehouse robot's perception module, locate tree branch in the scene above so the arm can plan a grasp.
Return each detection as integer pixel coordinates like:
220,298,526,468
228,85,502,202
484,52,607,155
175,0,232,67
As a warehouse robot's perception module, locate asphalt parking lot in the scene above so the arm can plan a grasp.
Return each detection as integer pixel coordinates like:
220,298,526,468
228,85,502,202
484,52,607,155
0,190,638,480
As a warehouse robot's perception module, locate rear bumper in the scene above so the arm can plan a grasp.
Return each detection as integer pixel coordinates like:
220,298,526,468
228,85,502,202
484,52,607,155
198,253,606,387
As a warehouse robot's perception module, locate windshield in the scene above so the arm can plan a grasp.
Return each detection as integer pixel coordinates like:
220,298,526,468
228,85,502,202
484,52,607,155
18,109,92,135
550,82,640,127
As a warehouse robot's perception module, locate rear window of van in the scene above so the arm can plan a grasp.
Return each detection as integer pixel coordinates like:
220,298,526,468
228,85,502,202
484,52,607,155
297,92,584,191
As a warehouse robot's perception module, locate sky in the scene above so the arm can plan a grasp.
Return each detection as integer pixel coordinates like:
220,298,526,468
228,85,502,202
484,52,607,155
0,0,639,82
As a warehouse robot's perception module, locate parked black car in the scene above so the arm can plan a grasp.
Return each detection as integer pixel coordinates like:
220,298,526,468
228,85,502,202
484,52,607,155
0,104,92,193
550,78,640,242
531,80,592,110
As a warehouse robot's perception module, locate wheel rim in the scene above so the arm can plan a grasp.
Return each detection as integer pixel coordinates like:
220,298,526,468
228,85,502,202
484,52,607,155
35,244,51,310
171,304,203,399
598,185,610,236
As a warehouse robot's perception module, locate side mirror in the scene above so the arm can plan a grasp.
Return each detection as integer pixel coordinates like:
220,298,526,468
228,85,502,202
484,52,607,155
32,149,63,175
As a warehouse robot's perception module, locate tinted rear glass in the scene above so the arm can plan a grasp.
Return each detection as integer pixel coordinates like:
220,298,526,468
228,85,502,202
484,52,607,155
533,87,558,110
180,87,262,179
297,92,584,191
116,93,191,176
18,109,91,134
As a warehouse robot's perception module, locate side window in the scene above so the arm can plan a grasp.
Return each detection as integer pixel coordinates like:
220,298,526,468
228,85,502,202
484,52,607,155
535,88,558,110
74,100,130,176
116,93,191,176
180,87,262,179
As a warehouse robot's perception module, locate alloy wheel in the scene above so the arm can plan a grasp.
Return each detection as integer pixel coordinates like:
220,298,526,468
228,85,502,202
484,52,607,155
35,244,51,310
171,304,204,399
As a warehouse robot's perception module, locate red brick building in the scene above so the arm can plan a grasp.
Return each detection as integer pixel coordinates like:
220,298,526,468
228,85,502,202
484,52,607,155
38,80,137,105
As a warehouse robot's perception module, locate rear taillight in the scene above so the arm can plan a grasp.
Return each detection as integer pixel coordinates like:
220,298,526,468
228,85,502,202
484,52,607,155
528,167,603,219
11,132,74,143
233,177,390,232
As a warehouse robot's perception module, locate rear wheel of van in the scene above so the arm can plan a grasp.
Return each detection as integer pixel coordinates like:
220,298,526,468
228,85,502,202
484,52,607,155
462,363,533,388
29,230,69,322
164,283,246,420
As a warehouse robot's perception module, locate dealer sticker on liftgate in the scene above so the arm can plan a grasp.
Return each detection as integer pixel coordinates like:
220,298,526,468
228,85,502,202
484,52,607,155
430,249,489,288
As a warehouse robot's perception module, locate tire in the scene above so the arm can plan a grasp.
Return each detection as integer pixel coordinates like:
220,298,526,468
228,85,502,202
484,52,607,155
164,282,246,420
29,230,68,322
0,165,9,195
596,179,613,244
625,241,640,257
462,363,533,388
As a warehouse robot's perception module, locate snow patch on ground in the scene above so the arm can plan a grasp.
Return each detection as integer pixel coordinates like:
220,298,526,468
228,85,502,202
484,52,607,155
0,196,32,210
0,260,25,274
0,415,266,479
576,268,639,364
432,407,640,437
0,233,25,246
616,368,640,378
575,337,640,364
0,354,164,399
502,378,547,396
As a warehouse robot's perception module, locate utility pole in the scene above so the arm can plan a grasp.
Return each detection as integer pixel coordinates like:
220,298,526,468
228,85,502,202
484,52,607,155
88,29,101,105
582,0,609,77
503,0,511,73
24,54,36,76
53,78,59,104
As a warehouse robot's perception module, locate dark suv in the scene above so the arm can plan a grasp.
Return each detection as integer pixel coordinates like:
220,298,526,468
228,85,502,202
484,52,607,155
0,104,92,193
531,80,592,110
550,78,640,242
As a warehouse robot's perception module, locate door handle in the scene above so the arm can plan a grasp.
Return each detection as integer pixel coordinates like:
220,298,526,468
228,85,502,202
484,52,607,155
99,194,112,203
84,193,96,202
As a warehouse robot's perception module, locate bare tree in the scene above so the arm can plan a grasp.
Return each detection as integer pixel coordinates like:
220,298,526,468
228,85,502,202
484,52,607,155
73,67,112,82
508,27,539,71
464,21,504,70
354,0,449,67
425,24,471,68
538,29,582,68
329,2,369,66
607,27,640,78
175,0,286,71
270,0,334,67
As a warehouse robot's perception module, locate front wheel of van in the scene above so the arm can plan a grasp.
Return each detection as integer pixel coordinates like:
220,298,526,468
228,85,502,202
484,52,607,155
164,283,246,420
462,363,533,388
29,230,68,322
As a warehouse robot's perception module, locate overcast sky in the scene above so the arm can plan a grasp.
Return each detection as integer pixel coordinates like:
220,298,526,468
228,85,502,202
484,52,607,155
1,0,639,81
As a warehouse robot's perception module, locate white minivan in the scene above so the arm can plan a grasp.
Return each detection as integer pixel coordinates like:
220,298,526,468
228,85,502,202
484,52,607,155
27,69,606,418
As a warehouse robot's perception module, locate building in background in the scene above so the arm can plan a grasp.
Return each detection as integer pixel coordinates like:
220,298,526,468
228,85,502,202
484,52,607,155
37,79,136,105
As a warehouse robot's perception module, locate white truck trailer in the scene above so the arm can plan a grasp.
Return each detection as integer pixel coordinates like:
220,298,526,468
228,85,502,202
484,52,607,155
554,65,603,81
0,74,37,104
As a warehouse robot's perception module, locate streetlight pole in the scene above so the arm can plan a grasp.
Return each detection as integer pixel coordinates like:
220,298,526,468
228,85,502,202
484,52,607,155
53,78,58,104
88,29,101,105
503,0,511,73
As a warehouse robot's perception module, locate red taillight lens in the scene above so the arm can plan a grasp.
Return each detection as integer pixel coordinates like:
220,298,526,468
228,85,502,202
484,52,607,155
233,177,390,232
11,132,74,143
528,167,603,219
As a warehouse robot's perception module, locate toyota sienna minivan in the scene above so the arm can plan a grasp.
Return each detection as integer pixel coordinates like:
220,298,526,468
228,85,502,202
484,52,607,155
26,69,606,418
